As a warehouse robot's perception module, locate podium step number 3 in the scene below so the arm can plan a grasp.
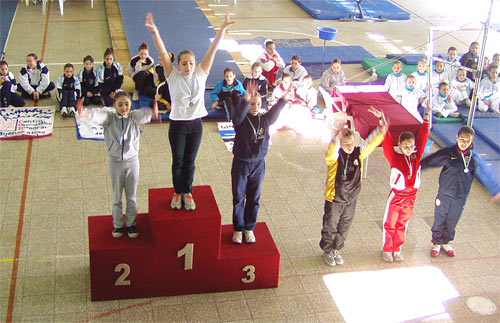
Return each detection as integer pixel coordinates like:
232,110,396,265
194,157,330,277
89,186,281,301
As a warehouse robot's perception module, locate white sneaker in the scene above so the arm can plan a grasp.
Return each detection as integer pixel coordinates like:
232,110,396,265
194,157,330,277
132,90,139,101
170,193,182,210
333,249,344,265
393,251,404,262
60,107,68,117
244,230,256,244
232,231,242,244
324,251,336,266
382,251,394,262
68,106,76,117
183,193,196,211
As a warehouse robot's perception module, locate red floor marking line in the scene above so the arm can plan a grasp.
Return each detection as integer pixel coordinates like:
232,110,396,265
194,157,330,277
48,19,107,23
5,3,51,323
83,297,170,322
53,125,77,129
5,140,33,323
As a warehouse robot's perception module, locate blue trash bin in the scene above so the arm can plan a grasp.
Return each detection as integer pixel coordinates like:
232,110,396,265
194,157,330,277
317,26,337,40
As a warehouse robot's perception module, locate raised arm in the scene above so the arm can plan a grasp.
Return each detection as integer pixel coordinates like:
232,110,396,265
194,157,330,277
200,11,235,74
420,148,450,169
145,13,174,78
360,106,388,160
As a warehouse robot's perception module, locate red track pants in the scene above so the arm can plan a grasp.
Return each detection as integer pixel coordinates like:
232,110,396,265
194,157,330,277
382,191,417,252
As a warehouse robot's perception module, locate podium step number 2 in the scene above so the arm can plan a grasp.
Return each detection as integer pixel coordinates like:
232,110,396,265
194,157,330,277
89,186,281,301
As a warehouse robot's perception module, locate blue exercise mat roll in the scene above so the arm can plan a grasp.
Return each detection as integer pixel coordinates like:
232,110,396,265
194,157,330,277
118,0,242,88
277,46,375,65
0,0,18,55
291,0,410,20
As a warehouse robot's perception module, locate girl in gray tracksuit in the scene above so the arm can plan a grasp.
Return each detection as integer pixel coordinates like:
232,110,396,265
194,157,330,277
80,92,153,238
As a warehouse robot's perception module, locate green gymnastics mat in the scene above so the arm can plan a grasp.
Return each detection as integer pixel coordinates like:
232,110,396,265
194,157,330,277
362,58,418,78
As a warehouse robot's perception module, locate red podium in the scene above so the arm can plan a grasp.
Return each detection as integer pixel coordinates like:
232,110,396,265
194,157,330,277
88,186,281,301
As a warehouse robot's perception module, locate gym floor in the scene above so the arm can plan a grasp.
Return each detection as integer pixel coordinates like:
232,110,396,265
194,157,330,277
1,0,499,322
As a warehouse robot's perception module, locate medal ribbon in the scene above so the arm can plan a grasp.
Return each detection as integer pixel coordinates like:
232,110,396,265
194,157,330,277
405,155,413,179
246,115,261,142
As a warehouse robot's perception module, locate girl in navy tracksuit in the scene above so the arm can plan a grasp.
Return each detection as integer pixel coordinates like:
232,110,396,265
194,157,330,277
230,81,289,244
97,48,124,106
211,67,246,120
0,60,25,107
78,55,102,106
421,126,500,257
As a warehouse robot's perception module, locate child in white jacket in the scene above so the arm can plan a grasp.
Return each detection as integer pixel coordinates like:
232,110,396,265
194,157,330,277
478,65,499,113
432,82,459,118
384,61,407,104
451,69,473,107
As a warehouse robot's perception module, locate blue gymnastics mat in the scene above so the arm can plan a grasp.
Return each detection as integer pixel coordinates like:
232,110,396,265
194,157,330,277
277,46,375,65
118,0,242,88
0,0,17,56
472,118,500,153
291,0,410,20
460,106,500,119
432,123,500,160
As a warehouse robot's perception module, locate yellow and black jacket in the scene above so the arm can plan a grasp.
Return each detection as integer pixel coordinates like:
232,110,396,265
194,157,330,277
325,127,386,203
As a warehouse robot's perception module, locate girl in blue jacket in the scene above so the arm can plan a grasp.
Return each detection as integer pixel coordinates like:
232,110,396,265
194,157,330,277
211,67,246,120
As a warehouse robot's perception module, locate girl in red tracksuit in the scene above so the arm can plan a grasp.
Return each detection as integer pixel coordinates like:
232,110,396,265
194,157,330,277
380,104,431,262
259,39,285,89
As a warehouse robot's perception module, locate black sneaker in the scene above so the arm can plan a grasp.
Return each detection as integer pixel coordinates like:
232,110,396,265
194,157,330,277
112,227,123,238
127,225,139,239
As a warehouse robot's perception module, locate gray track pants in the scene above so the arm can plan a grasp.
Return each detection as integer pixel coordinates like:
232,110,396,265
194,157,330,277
110,157,139,228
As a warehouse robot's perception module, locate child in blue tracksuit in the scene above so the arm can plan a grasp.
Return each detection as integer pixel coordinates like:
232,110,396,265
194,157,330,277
56,63,81,117
78,55,102,106
0,60,25,107
211,67,246,120
230,81,289,244
97,48,124,107
421,126,500,257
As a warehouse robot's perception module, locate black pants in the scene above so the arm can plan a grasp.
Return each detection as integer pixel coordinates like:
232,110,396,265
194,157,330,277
101,81,121,106
59,89,77,109
231,158,266,231
168,118,203,194
319,199,357,253
218,91,242,121
431,194,467,245
133,71,155,98
81,87,102,106
1,81,25,107
17,82,55,99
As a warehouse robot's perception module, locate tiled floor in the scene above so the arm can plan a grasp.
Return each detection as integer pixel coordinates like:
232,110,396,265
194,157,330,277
1,0,499,322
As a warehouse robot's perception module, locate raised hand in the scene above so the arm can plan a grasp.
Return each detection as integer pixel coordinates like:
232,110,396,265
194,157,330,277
244,80,258,101
367,105,383,119
145,13,158,33
220,10,235,32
